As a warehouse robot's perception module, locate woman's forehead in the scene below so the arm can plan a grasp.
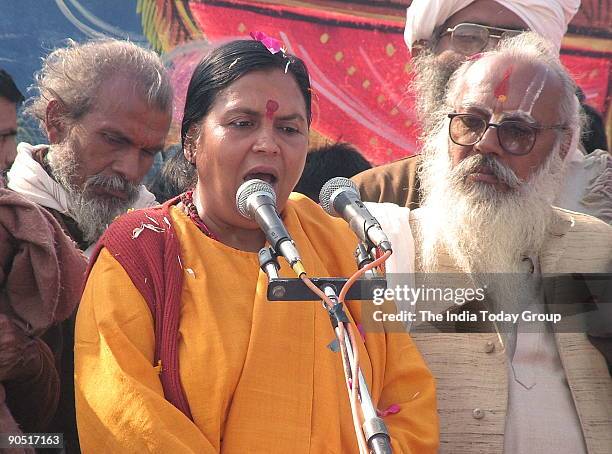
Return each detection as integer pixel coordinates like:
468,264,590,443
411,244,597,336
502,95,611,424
213,69,306,112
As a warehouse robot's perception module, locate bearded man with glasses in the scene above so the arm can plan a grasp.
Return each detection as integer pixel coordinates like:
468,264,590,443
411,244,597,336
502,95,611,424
363,32,611,454
353,0,611,225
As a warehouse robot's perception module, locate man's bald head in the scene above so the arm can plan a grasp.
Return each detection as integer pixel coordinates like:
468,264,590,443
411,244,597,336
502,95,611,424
446,32,579,145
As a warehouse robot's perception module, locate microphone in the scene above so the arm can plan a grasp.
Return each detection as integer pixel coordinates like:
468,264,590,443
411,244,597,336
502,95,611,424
319,177,392,253
236,179,306,276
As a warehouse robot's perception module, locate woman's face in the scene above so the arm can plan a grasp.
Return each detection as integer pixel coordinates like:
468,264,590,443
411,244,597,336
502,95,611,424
191,68,309,228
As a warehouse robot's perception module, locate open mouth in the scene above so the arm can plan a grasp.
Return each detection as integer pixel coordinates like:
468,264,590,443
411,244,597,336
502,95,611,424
243,172,278,185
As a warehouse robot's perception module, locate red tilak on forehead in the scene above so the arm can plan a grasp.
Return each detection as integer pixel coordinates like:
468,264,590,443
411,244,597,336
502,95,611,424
266,99,279,119
494,66,513,102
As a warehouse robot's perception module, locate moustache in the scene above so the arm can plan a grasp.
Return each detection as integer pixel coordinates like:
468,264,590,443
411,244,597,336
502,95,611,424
450,154,522,190
83,173,139,200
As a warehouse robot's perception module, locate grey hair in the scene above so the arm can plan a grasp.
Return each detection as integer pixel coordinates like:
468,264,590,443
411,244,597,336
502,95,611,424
25,39,173,127
445,32,582,134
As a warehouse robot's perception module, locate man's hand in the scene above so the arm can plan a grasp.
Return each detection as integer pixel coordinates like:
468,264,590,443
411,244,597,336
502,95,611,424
0,314,41,381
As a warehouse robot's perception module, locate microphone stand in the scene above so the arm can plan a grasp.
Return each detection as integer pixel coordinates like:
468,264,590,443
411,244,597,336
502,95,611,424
258,245,392,453
322,285,393,454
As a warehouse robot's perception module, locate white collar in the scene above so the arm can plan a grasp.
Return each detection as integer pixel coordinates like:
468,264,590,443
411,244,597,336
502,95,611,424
7,142,72,214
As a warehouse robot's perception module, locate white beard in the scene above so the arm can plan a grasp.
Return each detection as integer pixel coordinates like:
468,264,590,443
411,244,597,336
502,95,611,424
47,141,140,244
417,125,565,275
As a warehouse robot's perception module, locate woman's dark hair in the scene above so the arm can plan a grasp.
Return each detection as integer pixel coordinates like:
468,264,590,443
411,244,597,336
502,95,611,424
181,39,312,149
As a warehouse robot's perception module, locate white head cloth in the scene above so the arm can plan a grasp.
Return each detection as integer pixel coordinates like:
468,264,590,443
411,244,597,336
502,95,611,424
404,0,580,54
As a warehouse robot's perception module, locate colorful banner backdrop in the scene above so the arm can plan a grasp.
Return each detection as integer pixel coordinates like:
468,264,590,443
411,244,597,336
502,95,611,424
149,0,610,165
169,1,422,164
1,0,147,146
2,1,609,162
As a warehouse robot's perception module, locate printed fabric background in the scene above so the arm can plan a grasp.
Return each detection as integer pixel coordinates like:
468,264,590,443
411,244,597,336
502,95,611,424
1,0,610,164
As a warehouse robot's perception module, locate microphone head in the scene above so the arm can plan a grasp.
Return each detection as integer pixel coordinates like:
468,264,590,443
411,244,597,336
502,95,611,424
236,179,277,219
319,177,360,217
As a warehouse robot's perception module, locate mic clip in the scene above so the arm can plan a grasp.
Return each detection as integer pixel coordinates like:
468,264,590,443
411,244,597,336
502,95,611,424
355,242,382,278
325,291,350,329
258,247,280,280
355,242,374,269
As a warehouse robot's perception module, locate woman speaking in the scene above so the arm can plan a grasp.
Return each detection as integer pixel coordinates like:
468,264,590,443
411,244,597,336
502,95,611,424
74,38,437,453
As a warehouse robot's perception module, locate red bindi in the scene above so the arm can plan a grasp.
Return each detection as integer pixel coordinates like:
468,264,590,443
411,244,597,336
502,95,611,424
494,67,513,103
266,99,279,119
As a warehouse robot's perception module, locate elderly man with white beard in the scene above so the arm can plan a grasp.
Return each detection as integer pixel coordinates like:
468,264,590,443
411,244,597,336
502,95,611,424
368,33,611,454
353,0,611,224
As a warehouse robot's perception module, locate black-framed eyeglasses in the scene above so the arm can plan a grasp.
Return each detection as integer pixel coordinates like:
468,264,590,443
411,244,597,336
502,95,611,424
439,23,525,55
448,113,567,156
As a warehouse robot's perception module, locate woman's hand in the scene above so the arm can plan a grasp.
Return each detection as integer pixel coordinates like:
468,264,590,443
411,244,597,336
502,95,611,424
0,314,41,381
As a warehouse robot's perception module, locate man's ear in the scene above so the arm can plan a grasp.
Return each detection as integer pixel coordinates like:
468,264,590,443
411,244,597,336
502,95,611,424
45,99,68,144
558,128,575,160
410,39,429,58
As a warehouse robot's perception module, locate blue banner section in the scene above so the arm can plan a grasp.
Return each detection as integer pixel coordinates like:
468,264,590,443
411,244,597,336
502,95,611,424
0,0,145,143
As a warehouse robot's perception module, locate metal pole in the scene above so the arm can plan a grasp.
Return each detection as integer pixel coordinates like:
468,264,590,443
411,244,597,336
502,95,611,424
323,286,393,454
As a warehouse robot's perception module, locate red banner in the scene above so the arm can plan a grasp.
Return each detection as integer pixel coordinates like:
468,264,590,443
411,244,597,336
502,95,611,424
165,0,611,164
